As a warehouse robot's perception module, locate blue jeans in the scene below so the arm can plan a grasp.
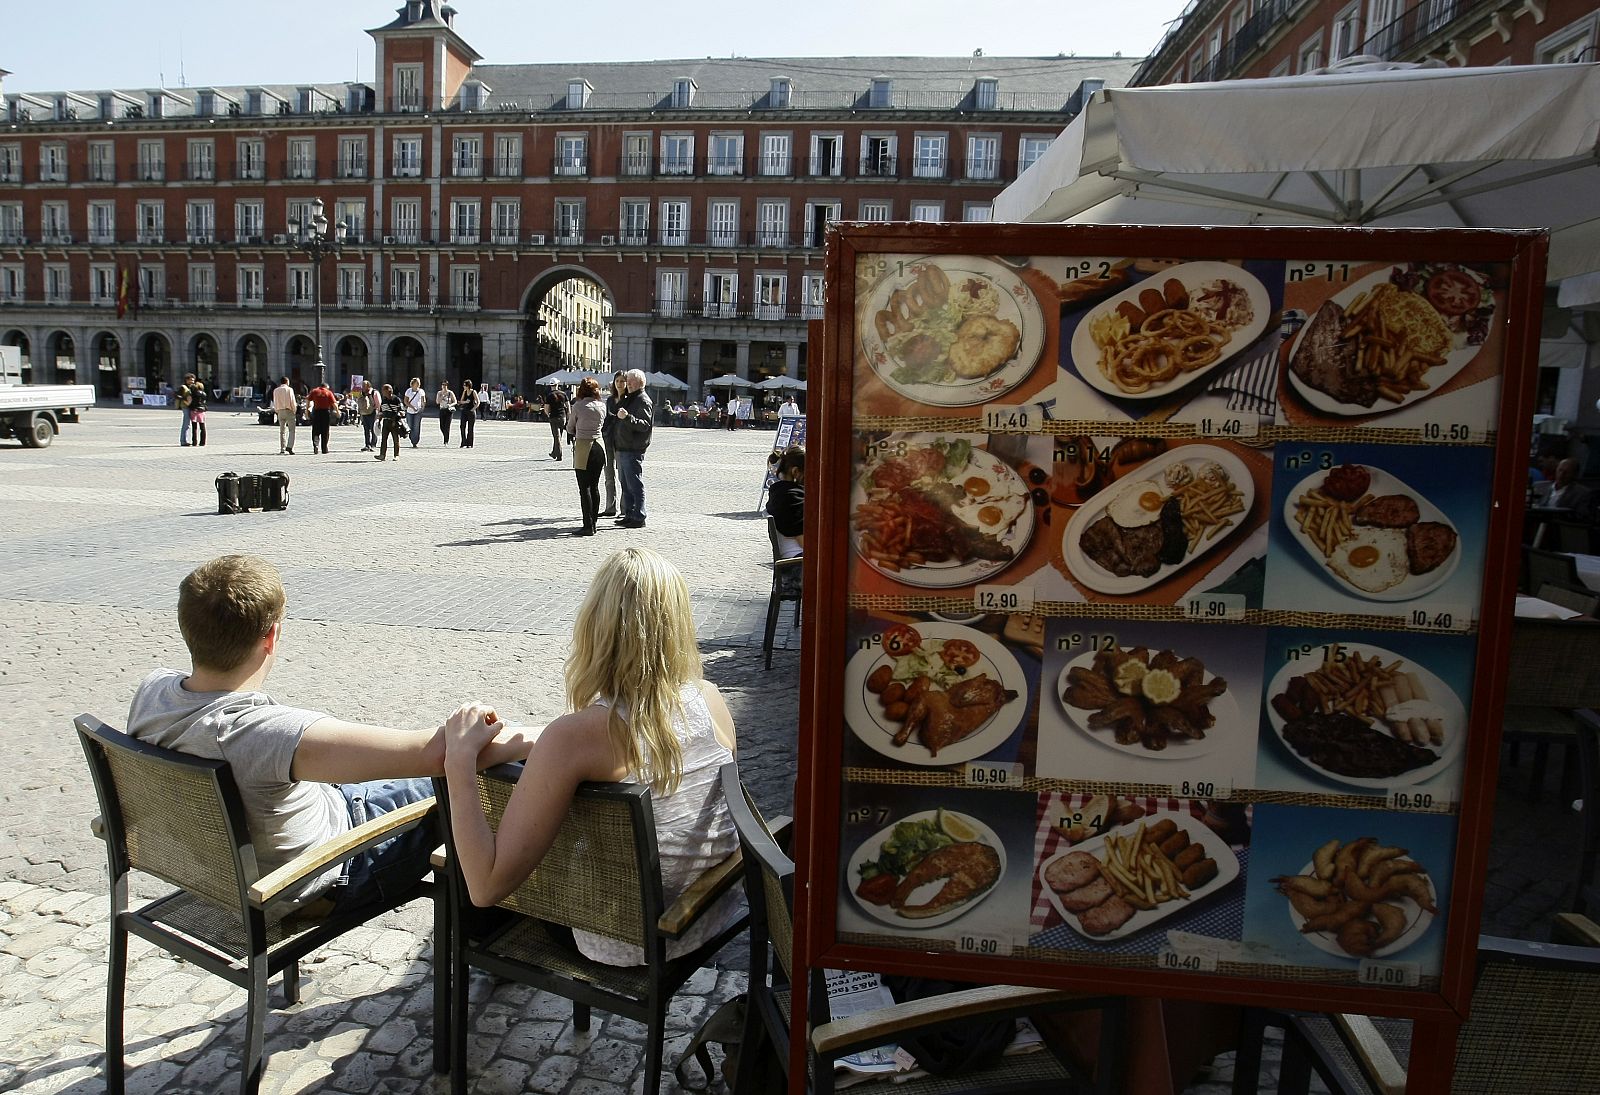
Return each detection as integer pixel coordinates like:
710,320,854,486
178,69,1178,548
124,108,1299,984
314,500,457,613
329,776,437,910
616,450,645,521
406,411,422,446
180,408,193,444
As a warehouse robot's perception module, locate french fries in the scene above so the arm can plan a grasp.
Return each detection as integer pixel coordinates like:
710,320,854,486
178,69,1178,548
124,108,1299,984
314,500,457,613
1096,822,1192,911
1299,643,1402,722
1337,285,1449,404
1171,474,1246,545
1293,488,1375,559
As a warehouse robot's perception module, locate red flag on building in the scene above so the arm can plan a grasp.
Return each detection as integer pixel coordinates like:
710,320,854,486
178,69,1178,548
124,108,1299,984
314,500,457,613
116,267,128,319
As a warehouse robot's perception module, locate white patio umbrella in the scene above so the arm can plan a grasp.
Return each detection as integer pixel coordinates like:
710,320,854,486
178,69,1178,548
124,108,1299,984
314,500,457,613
993,62,1600,284
704,374,755,389
754,375,807,390
534,369,586,385
644,371,689,390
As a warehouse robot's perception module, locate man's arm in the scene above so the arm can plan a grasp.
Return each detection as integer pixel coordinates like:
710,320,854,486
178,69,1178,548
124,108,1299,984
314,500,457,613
290,716,541,783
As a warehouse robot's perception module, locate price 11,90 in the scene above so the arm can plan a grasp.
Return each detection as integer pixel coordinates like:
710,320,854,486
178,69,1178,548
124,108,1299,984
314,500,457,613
1183,594,1245,621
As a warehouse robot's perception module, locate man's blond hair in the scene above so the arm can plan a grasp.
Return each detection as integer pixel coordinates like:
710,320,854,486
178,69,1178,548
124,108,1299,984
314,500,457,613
178,555,286,672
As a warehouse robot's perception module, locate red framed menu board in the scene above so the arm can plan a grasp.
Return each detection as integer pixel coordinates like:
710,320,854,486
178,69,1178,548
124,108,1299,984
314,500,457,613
794,224,1547,1090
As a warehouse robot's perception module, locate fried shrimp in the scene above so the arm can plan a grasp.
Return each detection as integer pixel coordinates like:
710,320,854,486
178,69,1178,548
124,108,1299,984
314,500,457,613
947,315,1022,379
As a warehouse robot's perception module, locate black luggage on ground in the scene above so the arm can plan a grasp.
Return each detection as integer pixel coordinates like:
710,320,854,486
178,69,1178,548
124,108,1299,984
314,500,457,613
261,471,289,511
215,473,240,514
236,473,265,512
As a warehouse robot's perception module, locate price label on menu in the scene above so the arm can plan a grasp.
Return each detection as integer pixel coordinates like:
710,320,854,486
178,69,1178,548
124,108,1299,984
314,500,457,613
956,931,1013,957
1404,604,1472,633
1183,593,1246,622
1172,779,1232,800
1157,947,1218,974
964,761,1023,788
1358,959,1421,988
975,584,1034,614
1419,421,1487,445
1388,788,1453,814
982,404,1040,434
1194,415,1259,440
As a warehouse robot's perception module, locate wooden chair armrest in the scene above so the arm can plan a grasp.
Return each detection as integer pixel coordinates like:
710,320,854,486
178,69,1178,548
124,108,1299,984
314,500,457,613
1553,912,1600,947
813,985,1081,1057
248,797,436,907
1333,1014,1407,1095
660,848,743,939
90,815,104,840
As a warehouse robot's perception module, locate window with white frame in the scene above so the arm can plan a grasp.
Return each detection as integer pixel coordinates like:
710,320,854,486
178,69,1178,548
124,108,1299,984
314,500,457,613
910,201,944,223
0,144,19,182
187,138,215,180
566,79,591,110
89,202,115,244
286,199,316,237
555,200,584,244
759,133,791,176
491,199,520,243
801,273,824,318
1230,6,1246,39
1366,0,1403,55
1298,30,1326,72
671,78,696,108
913,133,947,178
858,199,891,222
757,200,788,247
0,202,20,242
42,202,69,243
186,200,214,243
769,77,791,108
139,265,164,304
390,198,421,243
660,199,688,245
974,78,998,111
40,142,67,181
1330,4,1361,61
234,200,264,243
621,200,650,244
754,273,786,319
868,77,892,109
556,134,587,175
622,133,651,175
1019,136,1053,173
392,63,423,110
809,133,842,176
391,135,421,177
0,265,22,303
91,264,116,306
237,138,265,179
804,201,839,248
661,134,693,175
453,135,482,176
338,265,364,307
289,265,314,307
338,136,366,178
494,133,521,176
450,200,480,243
656,269,686,316
188,263,214,305
966,135,1000,180
709,133,743,175
708,200,738,246
392,265,419,308
237,265,263,306
283,138,312,180
451,266,479,309
1538,14,1599,63
138,140,164,181
861,134,896,177
703,270,736,317
963,203,992,222
88,141,114,181
334,199,365,242
45,264,70,304
136,200,164,244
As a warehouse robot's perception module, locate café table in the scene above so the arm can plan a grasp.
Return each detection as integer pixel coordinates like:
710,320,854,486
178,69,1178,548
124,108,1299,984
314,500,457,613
1516,593,1586,620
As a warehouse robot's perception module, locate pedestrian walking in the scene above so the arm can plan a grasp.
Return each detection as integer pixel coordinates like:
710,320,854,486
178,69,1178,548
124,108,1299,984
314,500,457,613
612,368,654,528
600,373,625,516
271,376,298,455
458,381,478,448
544,383,569,460
436,380,457,443
358,381,379,451
403,377,426,447
376,383,403,460
566,378,607,536
307,381,336,454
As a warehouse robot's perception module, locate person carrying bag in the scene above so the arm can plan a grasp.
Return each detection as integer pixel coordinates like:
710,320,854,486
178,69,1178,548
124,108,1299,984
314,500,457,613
566,378,608,536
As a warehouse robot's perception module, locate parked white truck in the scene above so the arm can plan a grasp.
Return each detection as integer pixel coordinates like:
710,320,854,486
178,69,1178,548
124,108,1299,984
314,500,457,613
0,344,95,447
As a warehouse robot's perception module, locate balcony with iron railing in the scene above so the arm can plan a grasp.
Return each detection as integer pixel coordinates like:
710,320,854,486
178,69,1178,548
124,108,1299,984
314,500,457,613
452,157,483,178
136,161,166,182
553,156,588,176
389,160,424,179
1360,0,1488,61
337,160,368,180
1188,0,1309,83
234,161,266,181
491,156,523,177
184,161,217,181
652,297,814,321
282,159,319,180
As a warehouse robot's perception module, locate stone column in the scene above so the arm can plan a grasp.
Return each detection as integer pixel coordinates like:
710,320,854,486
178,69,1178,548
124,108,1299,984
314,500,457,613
735,339,751,380
687,337,702,396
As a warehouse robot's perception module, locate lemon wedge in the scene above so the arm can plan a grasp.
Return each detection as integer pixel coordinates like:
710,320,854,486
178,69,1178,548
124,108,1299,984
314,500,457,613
938,809,979,842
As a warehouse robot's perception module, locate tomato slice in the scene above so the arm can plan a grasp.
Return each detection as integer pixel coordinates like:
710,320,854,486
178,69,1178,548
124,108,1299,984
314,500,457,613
882,624,922,657
1426,269,1480,317
939,639,981,670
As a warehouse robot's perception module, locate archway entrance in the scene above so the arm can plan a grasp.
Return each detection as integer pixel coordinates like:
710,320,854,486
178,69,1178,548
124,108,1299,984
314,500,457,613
285,335,316,387
190,333,219,386
238,334,268,395
45,330,76,383
522,269,614,389
2,330,31,384
139,332,171,391
335,336,369,390
388,337,425,390
93,332,121,397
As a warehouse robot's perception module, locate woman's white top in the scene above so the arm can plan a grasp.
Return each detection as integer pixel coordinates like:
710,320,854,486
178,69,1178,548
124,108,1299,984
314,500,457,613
436,388,457,410
578,682,743,966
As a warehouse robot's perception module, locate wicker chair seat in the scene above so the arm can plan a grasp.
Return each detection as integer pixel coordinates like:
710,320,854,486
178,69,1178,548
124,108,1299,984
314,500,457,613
1503,704,1585,741
139,889,333,956
482,917,655,999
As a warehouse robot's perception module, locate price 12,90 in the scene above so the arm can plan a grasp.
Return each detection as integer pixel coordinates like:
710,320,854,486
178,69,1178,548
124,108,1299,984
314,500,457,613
1358,959,1421,988
974,584,1034,614
1157,947,1217,973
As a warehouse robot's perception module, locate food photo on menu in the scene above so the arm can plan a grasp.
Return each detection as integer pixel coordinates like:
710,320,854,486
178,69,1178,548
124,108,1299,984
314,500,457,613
837,787,1034,945
1049,434,1272,607
1241,804,1456,979
1050,256,1287,428
841,610,1041,771
1276,259,1507,432
1263,443,1492,620
1034,618,1264,791
1028,792,1251,957
1255,626,1476,803
852,253,1057,416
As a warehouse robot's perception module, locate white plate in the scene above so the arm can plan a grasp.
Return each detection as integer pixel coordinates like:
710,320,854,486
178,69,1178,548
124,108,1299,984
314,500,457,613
1055,649,1236,761
1039,811,1240,942
845,624,1029,766
852,433,1035,589
1285,265,1494,416
1285,859,1436,960
861,256,1046,407
1062,445,1256,596
1069,261,1271,401
1264,642,1467,790
846,810,1006,929
1281,465,1462,603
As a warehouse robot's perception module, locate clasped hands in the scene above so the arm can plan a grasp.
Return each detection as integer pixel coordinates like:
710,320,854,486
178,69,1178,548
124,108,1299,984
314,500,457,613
443,702,501,772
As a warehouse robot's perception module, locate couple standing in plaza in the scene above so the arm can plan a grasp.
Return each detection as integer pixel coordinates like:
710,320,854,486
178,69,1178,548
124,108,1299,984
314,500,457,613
564,369,654,535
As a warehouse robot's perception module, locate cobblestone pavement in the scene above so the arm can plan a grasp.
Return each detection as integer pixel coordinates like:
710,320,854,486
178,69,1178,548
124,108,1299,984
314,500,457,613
0,405,1576,1093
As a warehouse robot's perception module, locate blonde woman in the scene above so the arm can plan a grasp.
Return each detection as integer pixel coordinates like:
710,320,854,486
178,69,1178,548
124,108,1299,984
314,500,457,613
442,547,741,965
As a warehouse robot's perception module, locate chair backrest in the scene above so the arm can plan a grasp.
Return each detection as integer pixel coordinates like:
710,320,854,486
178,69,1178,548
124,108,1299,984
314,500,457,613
766,516,803,597
1505,618,1600,709
1454,935,1600,1092
445,765,665,951
766,514,784,562
1552,521,1597,555
720,762,795,984
1527,547,1584,595
1536,582,1600,616
75,714,254,913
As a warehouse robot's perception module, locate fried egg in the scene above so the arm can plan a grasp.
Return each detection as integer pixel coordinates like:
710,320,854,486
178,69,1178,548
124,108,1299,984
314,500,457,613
1327,526,1409,593
950,480,1028,534
1105,480,1170,529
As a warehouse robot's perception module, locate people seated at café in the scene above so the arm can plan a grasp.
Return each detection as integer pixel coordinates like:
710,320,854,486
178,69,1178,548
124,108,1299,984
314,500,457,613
766,447,805,559
1533,457,1592,510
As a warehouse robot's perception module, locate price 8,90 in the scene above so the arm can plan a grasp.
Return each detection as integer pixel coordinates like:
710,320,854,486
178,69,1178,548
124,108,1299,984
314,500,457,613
1358,959,1421,988
974,584,1034,615
957,932,1012,957
1172,779,1230,800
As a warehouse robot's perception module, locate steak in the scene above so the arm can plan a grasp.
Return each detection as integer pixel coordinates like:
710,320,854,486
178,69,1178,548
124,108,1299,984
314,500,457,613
1056,876,1115,913
1354,494,1421,529
1080,514,1166,577
1291,300,1375,407
1281,711,1437,779
1080,893,1137,936
1045,851,1101,894
1406,521,1458,574
1157,496,1188,565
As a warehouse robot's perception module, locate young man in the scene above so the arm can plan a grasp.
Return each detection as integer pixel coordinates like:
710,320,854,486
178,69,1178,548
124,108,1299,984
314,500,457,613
176,373,196,447
611,368,654,528
306,381,338,454
376,383,404,461
358,381,379,451
127,555,534,911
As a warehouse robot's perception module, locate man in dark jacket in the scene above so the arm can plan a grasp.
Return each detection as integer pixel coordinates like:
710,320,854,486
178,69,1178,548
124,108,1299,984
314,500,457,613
543,383,569,461
611,369,654,528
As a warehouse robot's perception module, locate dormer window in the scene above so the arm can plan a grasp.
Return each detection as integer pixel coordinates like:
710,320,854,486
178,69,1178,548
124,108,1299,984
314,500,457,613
769,77,791,109
297,87,313,113
869,77,892,108
148,93,163,118
407,0,423,19
197,91,214,117
671,78,696,109
974,77,998,111
566,79,592,110
460,82,485,111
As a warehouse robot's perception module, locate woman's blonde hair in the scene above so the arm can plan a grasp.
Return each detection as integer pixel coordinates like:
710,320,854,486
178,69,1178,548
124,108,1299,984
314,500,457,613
565,547,702,794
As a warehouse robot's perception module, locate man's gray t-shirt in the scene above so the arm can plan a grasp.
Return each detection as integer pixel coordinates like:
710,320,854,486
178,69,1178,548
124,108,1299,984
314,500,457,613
127,668,349,903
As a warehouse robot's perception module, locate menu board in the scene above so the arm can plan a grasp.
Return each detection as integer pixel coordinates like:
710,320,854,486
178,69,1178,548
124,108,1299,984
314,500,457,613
797,225,1546,1028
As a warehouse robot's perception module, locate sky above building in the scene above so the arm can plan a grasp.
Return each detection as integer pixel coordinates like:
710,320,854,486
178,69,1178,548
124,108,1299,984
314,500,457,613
1,0,1184,93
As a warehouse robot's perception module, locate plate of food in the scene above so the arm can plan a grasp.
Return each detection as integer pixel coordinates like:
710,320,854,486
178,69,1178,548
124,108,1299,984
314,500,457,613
852,433,1035,588
1283,463,1461,602
848,809,1006,929
1265,642,1467,790
861,256,1045,407
1039,812,1239,941
1069,261,1271,401
1062,444,1253,595
845,622,1028,765
1056,645,1236,759
1274,838,1437,960
1286,261,1496,415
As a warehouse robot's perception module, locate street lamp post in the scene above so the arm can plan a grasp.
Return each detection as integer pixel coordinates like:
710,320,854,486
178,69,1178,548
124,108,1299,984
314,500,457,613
286,197,346,388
